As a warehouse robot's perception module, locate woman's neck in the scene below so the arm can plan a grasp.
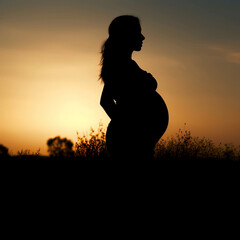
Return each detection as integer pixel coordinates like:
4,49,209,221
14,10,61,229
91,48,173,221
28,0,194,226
119,49,133,60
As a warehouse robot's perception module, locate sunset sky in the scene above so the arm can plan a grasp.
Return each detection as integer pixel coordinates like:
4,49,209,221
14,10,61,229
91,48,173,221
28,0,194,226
1,0,240,155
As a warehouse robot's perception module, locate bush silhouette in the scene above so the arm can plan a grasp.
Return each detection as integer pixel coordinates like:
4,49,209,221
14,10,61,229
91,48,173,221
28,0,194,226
17,149,41,158
0,144,9,158
74,122,240,161
47,136,74,158
75,122,107,159
155,125,240,161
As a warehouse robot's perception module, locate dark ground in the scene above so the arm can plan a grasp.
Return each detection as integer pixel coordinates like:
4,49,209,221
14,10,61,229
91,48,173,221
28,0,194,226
1,156,239,219
1,155,239,180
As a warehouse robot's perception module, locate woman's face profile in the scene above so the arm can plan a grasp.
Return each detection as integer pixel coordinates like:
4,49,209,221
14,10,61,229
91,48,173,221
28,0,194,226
129,23,145,52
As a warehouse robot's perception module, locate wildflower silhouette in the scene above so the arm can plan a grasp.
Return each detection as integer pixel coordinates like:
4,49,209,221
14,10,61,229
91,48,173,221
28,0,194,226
75,123,240,161
155,125,240,161
75,122,107,159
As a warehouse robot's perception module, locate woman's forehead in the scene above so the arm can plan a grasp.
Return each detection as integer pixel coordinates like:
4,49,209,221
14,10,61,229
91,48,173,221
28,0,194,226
133,23,141,32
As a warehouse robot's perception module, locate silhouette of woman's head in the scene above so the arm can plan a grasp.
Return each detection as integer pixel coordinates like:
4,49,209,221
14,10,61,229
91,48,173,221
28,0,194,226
100,15,145,83
108,15,145,52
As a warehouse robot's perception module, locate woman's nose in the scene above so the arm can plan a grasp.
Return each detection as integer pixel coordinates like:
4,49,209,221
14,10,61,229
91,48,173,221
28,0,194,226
141,34,145,40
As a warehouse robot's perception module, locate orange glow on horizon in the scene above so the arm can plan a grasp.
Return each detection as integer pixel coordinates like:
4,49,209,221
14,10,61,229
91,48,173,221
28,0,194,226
1,1,240,155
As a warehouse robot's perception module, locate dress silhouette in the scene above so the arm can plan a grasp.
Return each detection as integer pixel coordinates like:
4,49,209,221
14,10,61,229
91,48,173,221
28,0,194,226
100,15,169,160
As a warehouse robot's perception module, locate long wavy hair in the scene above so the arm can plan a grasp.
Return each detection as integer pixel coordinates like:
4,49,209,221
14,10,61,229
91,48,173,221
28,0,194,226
99,15,141,83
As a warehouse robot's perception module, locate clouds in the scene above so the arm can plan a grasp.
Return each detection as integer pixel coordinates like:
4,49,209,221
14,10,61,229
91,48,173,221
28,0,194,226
227,52,240,65
207,44,240,65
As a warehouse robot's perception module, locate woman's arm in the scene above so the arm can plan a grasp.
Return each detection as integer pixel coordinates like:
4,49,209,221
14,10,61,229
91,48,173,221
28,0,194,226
100,84,117,119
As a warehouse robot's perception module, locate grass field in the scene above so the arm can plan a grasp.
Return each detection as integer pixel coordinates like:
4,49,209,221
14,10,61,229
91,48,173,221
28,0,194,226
1,124,239,178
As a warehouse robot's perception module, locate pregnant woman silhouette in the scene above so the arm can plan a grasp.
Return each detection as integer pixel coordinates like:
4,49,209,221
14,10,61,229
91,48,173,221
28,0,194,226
100,15,169,160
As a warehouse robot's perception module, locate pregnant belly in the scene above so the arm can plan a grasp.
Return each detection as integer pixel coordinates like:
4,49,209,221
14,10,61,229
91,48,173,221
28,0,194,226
152,91,168,123
143,91,169,142
115,91,169,144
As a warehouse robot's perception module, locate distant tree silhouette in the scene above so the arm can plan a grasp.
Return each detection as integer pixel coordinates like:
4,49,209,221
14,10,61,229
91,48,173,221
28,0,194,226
47,136,74,158
0,144,9,158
